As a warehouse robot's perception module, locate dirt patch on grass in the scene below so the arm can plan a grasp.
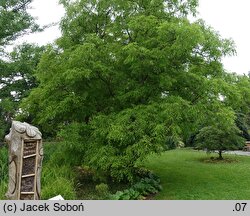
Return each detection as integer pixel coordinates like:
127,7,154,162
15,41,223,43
200,157,239,164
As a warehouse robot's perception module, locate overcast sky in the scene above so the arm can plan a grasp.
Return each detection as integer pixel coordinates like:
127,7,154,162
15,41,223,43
15,0,64,45
17,0,250,75
198,0,250,75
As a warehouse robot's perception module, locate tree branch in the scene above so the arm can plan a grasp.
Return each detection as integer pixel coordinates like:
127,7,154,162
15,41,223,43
12,0,32,13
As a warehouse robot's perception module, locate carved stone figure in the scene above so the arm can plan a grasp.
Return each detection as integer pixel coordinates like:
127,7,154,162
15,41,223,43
5,121,43,200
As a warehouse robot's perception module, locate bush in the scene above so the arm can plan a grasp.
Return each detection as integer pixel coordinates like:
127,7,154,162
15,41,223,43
110,174,162,200
111,189,142,200
55,123,90,166
58,105,166,182
85,106,167,182
95,183,110,199
57,98,193,182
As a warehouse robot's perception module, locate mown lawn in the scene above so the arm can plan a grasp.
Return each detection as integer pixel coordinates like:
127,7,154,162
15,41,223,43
146,149,250,200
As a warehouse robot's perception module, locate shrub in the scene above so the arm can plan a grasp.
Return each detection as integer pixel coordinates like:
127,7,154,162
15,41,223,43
58,105,166,182
95,183,110,199
76,165,96,182
55,123,90,166
111,189,142,200
85,106,166,182
56,96,198,182
110,174,162,200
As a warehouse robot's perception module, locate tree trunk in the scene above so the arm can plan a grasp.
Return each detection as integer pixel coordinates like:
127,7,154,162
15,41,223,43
218,150,223,160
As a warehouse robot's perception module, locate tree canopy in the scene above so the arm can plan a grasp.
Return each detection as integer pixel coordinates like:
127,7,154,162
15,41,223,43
23,0,235,128
19,0,248,180
0,0,39,49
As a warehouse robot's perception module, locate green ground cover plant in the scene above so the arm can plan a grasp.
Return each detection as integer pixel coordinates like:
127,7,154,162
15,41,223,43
110,174,162,200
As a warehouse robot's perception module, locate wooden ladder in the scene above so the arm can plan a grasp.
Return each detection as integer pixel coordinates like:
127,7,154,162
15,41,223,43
18,140,39,200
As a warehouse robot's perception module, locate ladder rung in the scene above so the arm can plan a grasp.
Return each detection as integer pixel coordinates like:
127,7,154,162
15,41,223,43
22,174,35,178
21,192,34,195
23,153,37,159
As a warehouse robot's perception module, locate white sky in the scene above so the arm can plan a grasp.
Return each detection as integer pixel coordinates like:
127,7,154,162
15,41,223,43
15,0,64,45
198,0,250,75
17,0,250,75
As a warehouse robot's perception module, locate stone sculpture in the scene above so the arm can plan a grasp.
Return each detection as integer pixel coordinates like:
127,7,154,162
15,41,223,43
5,121,43,200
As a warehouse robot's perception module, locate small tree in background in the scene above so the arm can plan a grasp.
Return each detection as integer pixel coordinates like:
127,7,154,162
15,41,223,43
196,124,245,160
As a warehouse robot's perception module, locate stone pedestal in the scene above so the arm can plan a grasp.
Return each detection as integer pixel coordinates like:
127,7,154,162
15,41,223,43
5,121,43,200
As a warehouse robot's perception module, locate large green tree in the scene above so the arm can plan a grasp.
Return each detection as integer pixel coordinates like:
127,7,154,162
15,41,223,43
21,0,244,181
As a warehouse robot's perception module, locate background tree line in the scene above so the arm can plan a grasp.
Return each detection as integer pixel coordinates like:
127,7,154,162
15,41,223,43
0,0,44,140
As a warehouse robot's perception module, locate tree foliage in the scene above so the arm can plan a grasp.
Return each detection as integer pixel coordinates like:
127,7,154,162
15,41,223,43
195,108,245,159
0,0,39,49
20,0,248,180
0,44,44,140
0,0,42,140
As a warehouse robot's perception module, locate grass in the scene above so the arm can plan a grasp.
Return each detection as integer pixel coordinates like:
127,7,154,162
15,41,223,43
0,146,8,199
145,149,250,200
41,142,77,199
